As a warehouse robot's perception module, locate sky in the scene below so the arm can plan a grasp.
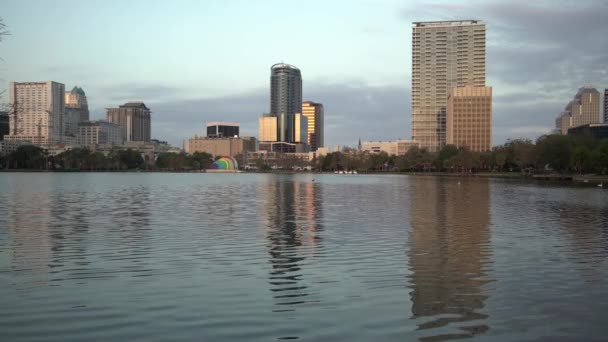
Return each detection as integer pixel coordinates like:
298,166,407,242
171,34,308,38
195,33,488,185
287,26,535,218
0,0,607,148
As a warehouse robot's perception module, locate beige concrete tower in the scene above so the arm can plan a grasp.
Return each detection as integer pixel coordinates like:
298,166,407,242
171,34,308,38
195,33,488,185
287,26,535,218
6,81,65,147
447,86,492,152
412,20,486,152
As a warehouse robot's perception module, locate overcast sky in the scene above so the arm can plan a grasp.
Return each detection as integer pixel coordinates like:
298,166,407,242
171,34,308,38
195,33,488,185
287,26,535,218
1,0,607,148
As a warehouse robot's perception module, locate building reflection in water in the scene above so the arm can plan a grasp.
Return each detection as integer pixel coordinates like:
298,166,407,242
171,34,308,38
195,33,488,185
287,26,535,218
5,187,53,286
407,177,492,340
259,175,323,312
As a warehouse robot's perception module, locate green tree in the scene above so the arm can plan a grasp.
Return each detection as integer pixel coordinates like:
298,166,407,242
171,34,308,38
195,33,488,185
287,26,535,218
118,149,144,169
9,145,46,169
535,135,572,172
190,152,213,170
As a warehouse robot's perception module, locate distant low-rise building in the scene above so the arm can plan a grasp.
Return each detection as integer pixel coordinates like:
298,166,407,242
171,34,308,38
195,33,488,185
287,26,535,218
183,135,256,157
207,122,239,138
567,123,608,140
0,140,32,156
360,140,420,156
78,120,125,146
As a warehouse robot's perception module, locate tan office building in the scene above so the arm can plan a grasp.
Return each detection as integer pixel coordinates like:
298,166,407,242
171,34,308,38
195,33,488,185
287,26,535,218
6,81,65,147
106,101,151,142
360,140,420,156
446,86,492,152
183,135,256,157
412,20,486,152
302,101,324,151
259,114,278,142
555,86,601,134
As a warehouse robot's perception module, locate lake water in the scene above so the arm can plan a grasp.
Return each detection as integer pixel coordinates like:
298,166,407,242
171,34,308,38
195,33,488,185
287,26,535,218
1,173,607,341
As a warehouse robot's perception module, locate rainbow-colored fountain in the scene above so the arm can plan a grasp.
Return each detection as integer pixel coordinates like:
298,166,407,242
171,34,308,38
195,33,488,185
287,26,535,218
208,156,239,172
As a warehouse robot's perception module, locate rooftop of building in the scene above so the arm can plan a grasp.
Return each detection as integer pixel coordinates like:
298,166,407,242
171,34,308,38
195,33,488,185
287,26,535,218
118,101,150,110
271,63,300,71
362,139,419,144
79,120,120,127
413,20,483,27
70,86,86,96
575,85,600,97
206,121,240,127
303,101,323,106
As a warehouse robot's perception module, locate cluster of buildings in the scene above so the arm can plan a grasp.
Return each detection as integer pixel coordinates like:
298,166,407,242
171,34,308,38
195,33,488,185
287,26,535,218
555,86,608,140
6,19,606,167
0,81,177,157
360,20,492,156
183,63,328,167
184,21,497,167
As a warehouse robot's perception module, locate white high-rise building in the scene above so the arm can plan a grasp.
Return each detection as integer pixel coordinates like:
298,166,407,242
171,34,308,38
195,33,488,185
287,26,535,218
6,81,65,147
411,20,487,152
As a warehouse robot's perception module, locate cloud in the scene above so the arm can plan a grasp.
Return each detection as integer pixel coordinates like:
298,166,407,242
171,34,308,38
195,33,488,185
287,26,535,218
99,83,185,104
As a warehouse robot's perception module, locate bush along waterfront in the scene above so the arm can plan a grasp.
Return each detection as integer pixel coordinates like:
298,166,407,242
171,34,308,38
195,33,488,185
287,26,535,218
313,135,608,175
0,146,214,172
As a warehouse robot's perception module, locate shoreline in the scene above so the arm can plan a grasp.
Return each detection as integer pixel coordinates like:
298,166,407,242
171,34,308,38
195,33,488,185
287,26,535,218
2,169,607,184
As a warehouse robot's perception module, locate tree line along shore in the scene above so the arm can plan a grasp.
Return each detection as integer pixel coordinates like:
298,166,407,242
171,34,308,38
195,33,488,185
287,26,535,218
2,135,608,181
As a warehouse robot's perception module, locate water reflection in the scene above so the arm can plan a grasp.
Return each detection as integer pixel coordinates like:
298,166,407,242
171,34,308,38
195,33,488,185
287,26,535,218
6,190,53,285
408,177,492,340
260,175,324,311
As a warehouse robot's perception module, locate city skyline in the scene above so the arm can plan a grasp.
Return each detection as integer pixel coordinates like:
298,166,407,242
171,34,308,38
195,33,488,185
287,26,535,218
0,0,607,148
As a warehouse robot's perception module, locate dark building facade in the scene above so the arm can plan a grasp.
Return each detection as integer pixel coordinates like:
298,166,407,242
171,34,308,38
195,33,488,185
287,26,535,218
106,102,151,142
567,123,608,140
604,89,607,123
206,122,239,138
270,63,303,143
0,111,8,141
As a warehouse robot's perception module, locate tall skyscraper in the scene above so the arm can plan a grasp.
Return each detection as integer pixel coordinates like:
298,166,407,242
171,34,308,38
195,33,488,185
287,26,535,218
6,81,65,146
447,86,492,152
302,101,324,151
555,86,600,134
106,101,151,142
270,63,303,143
65,86,89,122
604,89,608,123
412,20,486,152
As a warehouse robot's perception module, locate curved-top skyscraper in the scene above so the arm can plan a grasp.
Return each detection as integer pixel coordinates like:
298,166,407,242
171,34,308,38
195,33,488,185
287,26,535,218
270,63,303,142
